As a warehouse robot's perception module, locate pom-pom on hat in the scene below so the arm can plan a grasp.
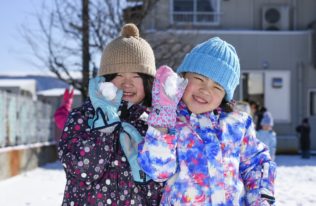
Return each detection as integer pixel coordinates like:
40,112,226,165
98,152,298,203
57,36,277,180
177,37,240,101
98,23,156,77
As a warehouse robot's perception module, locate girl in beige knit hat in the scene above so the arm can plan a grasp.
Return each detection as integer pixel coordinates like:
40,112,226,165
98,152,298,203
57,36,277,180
58,23,163,205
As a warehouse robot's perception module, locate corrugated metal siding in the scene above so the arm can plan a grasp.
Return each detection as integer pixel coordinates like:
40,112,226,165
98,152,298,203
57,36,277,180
0,91,53,147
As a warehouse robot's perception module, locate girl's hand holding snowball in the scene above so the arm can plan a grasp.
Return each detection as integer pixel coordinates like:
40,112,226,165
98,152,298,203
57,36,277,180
88,76,123,130
148,65,188,128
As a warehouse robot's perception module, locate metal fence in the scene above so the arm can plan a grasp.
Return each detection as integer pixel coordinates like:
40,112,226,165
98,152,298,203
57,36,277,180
0,91,53,147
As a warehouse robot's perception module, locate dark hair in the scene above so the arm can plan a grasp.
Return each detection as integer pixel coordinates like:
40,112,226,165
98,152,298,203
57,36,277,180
219,99,235,113
140,73,154,107
303,118,309,124
259,106,267,113
103,73,154,107
249,100,259,110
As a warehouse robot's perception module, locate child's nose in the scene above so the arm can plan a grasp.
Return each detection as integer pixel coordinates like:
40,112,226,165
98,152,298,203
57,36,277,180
122,78,133,87
199,86,211,95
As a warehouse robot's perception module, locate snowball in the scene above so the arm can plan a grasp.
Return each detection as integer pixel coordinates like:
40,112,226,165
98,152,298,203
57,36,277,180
164,73,178,97
164,73,181,97
99,82,118,100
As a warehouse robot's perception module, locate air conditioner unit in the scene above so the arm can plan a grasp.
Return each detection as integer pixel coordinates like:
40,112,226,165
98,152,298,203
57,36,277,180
262,5,290,30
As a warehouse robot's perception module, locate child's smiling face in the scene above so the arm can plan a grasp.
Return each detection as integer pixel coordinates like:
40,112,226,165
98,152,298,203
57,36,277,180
182,72,225,114
111,72,145,104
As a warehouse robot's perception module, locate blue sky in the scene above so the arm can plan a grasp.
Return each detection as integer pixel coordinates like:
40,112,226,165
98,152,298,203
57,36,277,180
0,0,48,75
0,1,128,76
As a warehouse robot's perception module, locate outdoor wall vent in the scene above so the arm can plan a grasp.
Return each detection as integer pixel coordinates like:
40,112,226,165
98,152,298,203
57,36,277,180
262,5,290,30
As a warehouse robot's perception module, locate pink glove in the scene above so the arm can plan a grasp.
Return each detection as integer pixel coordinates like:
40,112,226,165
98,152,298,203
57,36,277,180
62,88,74,111
148,65,188,128
54,107,70,130
54,88,74,130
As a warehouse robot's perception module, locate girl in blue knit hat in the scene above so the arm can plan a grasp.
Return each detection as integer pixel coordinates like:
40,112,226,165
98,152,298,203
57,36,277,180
257,110,277,161
138,37,276,205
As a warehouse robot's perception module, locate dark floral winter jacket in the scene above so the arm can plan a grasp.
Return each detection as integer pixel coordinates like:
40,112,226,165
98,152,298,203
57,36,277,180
58,99,163,206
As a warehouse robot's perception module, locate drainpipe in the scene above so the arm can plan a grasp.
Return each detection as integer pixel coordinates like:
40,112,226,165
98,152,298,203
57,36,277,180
251,0,255,29
292,0,297,30
297,61,303,122
308,30,313,67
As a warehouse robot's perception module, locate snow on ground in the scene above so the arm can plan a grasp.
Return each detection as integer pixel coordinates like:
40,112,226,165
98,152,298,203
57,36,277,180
0,155,315,206
275,155,316,205
0,161,66,206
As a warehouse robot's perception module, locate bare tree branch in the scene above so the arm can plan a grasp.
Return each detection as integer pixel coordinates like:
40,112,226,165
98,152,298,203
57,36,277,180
21,0,125,100
22,0,187,100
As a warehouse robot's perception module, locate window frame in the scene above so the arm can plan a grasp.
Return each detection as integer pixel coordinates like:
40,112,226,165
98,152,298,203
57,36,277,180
170,0,221,25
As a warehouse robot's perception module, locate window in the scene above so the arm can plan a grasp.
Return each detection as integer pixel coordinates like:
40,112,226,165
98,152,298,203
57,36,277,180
309,90,316,116
172,0,221,25
241,72,264,107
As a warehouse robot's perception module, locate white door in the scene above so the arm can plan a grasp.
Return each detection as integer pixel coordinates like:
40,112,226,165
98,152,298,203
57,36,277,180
264,71,291,123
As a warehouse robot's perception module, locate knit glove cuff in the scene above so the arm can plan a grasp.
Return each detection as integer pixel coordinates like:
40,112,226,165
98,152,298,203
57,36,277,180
148,105,177,128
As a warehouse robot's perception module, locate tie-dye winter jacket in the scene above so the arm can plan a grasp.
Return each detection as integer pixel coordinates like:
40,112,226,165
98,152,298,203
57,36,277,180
138,101,276,206
58,99,163,206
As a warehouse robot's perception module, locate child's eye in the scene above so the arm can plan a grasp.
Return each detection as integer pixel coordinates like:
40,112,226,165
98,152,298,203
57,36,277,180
214,86,224,92
133,75,141,78
194,76,203,81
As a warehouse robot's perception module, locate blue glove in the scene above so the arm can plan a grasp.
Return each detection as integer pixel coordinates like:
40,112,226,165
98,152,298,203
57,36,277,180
119,122,151,183
88,76,123,130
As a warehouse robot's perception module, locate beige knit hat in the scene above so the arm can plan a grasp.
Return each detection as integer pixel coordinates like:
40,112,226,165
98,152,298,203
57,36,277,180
98,23,156,77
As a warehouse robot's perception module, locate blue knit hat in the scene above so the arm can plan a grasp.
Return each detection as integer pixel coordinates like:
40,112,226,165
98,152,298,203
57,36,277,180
261,112,274,127
177,37,240,101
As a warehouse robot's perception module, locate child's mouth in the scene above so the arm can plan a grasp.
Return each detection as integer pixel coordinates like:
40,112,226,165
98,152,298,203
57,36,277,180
123,92,134,98
193,95,208,104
